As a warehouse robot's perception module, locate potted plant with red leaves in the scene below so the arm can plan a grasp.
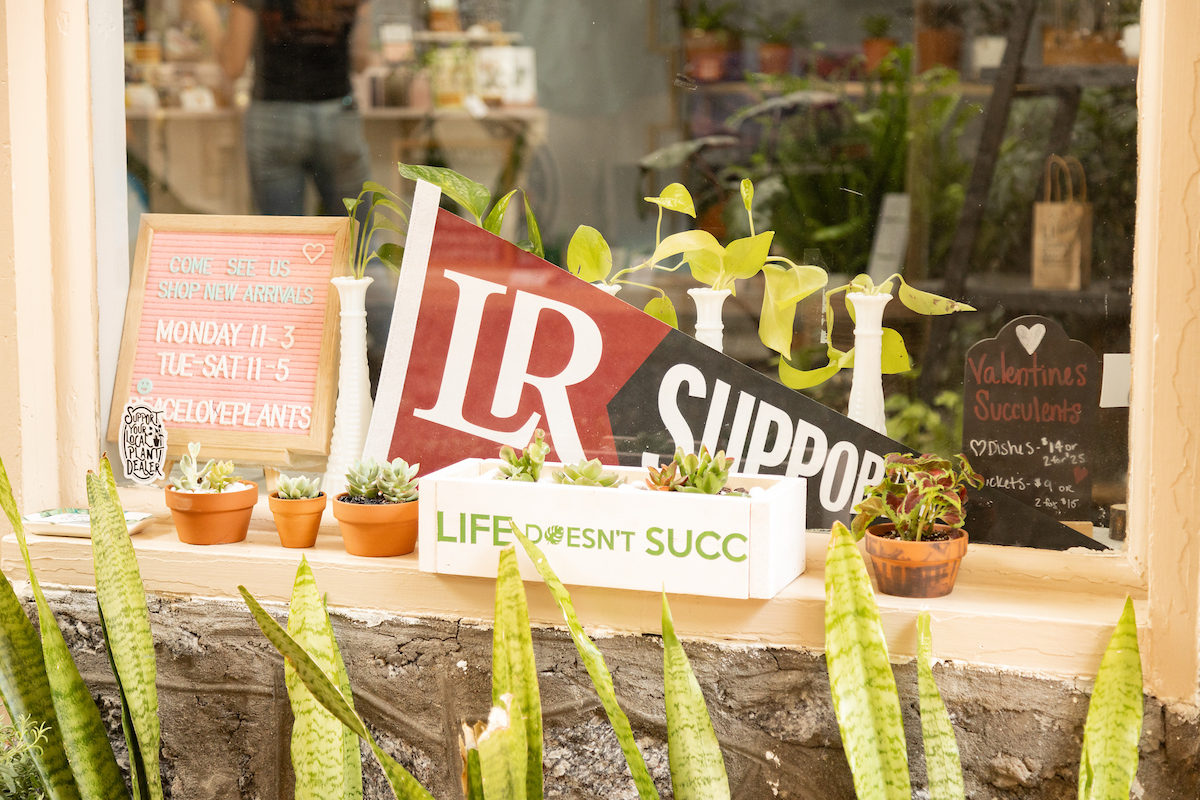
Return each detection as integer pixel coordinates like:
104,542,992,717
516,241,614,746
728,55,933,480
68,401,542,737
851,452,983,597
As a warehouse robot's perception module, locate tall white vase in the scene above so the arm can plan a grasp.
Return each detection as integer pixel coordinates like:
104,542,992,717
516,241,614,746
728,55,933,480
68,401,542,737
593,283,621,297
846,291,892,436
324,276,374,498
688,287,731,352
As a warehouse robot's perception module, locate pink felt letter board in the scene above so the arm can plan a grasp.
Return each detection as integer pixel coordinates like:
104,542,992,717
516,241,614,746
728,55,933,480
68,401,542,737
107,214,351,463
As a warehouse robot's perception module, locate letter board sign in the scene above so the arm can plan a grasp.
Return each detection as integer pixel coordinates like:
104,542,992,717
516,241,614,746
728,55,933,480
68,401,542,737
368,181,1102,550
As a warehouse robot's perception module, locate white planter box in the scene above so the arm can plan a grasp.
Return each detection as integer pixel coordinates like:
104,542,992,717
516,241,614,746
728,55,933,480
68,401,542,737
417,459,806,599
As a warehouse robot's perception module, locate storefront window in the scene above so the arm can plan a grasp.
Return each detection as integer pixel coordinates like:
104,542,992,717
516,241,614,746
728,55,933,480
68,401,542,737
111,0,1140,550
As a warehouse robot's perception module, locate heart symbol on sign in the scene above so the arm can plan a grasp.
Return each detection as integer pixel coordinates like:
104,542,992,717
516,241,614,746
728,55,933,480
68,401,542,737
302,243,325,264
1074,466,1089,483
1015,323,1046,355
968,440,986,457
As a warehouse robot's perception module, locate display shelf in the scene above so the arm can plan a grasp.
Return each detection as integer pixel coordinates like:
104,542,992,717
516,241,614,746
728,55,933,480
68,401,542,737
362,105,545,121
980,64,1138,88
412,30,522,44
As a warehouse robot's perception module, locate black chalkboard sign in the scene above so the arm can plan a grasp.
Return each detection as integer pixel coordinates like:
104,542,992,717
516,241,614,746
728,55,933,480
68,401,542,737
962,316,1098,522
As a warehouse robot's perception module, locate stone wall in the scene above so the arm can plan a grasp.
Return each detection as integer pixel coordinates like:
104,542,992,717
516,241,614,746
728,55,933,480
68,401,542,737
31,587,1200,799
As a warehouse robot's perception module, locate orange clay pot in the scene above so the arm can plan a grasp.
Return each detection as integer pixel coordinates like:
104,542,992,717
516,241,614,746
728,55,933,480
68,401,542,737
862,37,897,73
864,523,967,598
165,482,258,545
268,492,327,548
757,42,792,75
332,494,418,557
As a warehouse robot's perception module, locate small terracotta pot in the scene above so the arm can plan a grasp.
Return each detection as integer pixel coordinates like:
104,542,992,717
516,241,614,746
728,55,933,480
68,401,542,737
862,37,897,73
757,42,792,75
917,27,963,73
332,494,418,557
268,492,327,548
864,523,967,598
165,482,258,545
684,28,738,82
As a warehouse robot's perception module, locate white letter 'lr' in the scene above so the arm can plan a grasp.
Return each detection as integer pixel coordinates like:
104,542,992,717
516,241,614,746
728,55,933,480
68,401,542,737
412,270,603,462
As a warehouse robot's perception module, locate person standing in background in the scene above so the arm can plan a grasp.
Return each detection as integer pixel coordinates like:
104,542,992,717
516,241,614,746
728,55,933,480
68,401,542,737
188,0,373,215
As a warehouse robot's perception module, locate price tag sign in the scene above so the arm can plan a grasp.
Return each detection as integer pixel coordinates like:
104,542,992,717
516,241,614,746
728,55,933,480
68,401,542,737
106,215,350,462
962,316,1099,522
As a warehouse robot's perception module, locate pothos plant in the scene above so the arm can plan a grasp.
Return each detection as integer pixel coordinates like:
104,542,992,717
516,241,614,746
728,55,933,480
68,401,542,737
850,452,983,542
566,179,828,357
780,272,975,389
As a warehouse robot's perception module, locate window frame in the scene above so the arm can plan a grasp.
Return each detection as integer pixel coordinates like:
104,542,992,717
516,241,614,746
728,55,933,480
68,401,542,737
2,0,1195,702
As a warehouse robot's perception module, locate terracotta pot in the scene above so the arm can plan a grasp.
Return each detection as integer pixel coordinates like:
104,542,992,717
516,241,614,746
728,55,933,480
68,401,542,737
165,482,258,545
332,494,418,557
863,523,967,598
684,29,738,83
268,492,327,548
757,42,792,75
862,37,896,73
917,27,963,73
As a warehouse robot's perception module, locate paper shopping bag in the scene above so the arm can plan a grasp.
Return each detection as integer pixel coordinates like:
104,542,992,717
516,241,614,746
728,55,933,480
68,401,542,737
1032,154,1092,290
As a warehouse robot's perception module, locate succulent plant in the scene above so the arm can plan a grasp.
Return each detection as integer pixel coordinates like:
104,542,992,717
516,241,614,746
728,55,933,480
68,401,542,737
496,429,550,482
345,457,419,503
675,446,734,495
276,473,322,500
645,460,688,492
171,442,242,493
552,458,624,488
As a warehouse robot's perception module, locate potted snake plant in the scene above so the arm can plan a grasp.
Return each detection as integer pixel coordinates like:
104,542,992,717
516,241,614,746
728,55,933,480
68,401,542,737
165,442,258,545
332,456,420,557
268,473,325,548
851,452,983,597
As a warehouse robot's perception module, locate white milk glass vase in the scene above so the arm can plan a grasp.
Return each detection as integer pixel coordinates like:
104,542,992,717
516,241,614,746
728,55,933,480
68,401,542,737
845,291,892,436
324,275,374,497
593,283,621,297
688,287,731,352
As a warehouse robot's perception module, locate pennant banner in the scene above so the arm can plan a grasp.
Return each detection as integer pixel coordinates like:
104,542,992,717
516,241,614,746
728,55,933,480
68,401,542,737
366,181,1102,550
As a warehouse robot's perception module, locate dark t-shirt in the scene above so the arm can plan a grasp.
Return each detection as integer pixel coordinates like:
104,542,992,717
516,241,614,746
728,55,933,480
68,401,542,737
235,0,362,102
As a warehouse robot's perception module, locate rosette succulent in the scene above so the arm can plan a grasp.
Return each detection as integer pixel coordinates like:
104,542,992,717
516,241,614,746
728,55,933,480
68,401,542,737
497,429,550,482
552,458,624,488
346,457,419,503
646,446,742,495
276,473,322,500
171,442,242,493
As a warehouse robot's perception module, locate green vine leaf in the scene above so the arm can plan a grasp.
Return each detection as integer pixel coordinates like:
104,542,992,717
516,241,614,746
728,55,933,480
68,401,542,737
567,225,613,283
644,296,679,328
483,189,520,236
896,276,975,315
651,230,723,267
399,163,491,224
643,183,696,217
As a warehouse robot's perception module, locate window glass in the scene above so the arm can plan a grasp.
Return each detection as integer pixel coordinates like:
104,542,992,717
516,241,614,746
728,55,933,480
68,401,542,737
116,0,1139,549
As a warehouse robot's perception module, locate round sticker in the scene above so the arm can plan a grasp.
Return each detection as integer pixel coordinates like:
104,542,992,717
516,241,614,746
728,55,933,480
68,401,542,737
136,378,153,395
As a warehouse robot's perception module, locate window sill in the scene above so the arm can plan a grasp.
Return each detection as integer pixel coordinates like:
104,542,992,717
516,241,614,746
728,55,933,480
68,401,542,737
0,486,1143,679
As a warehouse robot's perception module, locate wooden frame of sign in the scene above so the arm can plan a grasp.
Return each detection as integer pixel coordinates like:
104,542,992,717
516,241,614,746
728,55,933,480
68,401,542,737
107,214,351,464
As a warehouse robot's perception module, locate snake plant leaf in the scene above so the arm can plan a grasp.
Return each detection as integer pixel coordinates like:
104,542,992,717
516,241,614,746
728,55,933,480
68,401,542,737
740,179,753,212
461,724,485,800
493,548,542,800
916,613,965,800
567,225,612,284
483,189,519,236
880,328,913,374
895,276,975,315
643,296,678,329
510,525,661,800
825,521,910,800
284,558,361,800
240,587,435,800
651,231,722,269
87,459,163,800
0,459,82,800
1078,597,1142,800
477,696,528,800
523,193,544,259
327,597,365,800
96,601,150,800
661,593,730,800
722,232,773,284
644,183,696,217
398,163,491,224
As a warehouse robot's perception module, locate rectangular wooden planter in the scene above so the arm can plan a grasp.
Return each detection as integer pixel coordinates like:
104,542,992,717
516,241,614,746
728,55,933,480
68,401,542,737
417,458,807,599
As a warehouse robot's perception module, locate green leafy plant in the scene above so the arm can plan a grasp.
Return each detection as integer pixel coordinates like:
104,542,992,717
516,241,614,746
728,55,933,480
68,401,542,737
779,272,974,389
0,716,48,800
496,430,550,482
170,441,242,492
755,10,806,45
399,163,544,259
240,521,733,800
678,0,737,32
862,13,893,39
551,459,624,488
275,473,322,500
851,452,983,542
0,455,164,800
884,391,962,457
345,457,419,503
344,180,409,279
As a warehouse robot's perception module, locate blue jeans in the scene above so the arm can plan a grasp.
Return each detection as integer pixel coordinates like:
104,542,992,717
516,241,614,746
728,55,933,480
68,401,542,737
243,98,370,216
